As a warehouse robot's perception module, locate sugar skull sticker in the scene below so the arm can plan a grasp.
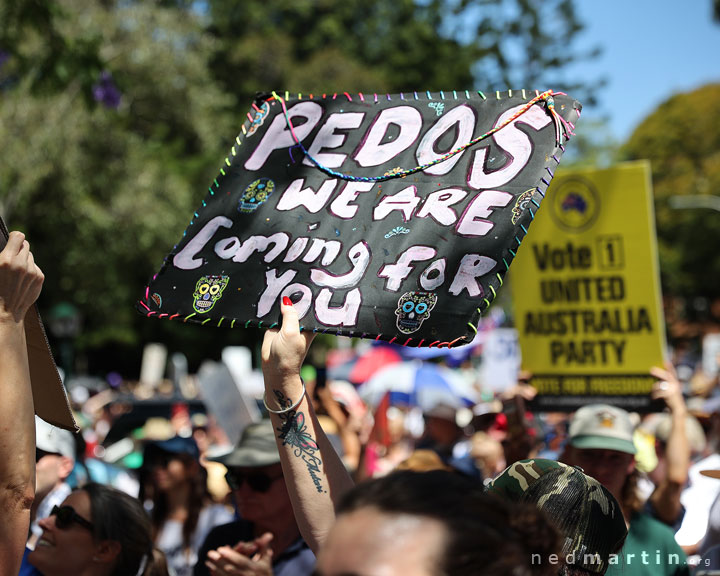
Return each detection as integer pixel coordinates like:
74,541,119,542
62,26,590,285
511,189,534,225
247,101,271,136
239,178,275,213
192,275,229,314
395,291,438,334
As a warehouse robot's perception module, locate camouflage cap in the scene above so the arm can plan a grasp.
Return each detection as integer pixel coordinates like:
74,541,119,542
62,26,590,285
487,459,627,574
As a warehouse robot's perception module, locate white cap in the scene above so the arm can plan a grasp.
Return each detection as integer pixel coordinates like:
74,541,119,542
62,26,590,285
423,403,459,422
35,416,76,461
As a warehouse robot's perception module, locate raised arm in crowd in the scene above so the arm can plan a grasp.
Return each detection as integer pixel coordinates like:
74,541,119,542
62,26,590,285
0,231,45,576
648,364,691,526
260,297,353,554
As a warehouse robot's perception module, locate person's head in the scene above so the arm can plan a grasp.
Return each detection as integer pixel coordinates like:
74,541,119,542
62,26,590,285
562,404,636,503
209,420,292,527
316,470,560,576
653,412,706,457
395,449,453,473
422,404,462,447
29,483,161,576
191,413,211,453
643,411,706,483
470,431,506,479
488,459,628,575
141,436,207,549
143,436,201,494
35,417,76,499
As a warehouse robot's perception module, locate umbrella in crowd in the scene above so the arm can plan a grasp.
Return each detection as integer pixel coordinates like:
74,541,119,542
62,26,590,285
327,344,403,385
358,361,479,412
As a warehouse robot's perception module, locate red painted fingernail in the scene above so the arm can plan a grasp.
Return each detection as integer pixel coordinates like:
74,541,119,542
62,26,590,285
282,296,293,306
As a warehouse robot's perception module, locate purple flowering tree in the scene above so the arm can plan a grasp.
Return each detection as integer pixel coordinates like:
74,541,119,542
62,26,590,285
92,70,121,109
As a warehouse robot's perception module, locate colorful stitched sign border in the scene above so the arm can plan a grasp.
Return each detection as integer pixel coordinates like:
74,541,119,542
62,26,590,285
138,90,581,348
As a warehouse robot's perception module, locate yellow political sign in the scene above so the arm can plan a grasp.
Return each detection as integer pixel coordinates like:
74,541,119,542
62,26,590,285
511,161,665,411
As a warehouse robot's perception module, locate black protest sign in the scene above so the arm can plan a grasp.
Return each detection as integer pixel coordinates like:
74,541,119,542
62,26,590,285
138,90,581,347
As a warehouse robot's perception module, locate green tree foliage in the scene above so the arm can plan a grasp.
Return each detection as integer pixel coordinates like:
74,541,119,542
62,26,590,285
205,0,599,111
0,0,103,95
622,83,720,300
1,0,596,375
1,0,236,370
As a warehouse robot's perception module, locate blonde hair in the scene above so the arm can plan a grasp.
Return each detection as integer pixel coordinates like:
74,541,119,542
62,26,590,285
396,449,453,473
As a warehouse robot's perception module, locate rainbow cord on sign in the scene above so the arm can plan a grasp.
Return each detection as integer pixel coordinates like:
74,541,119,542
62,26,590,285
270,89,575,183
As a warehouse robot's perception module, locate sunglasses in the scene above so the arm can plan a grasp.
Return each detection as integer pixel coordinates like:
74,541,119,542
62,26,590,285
225,470,282,493
50,505,95,532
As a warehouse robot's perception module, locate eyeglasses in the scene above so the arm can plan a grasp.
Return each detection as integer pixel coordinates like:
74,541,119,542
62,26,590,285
50,505,95,532
225,470,282,493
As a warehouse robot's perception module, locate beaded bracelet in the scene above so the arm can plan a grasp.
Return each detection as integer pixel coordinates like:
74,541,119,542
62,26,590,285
262,380,306,414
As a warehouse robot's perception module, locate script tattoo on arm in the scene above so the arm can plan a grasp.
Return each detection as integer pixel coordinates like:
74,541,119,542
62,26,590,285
274,390,326,493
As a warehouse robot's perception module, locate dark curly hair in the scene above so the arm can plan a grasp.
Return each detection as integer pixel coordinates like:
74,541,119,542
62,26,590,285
336,470,560,576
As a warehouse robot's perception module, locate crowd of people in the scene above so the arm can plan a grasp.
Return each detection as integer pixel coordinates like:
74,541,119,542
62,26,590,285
3,231,720,576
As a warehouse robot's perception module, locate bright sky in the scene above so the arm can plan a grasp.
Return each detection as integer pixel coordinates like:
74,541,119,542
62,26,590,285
568,0,720,143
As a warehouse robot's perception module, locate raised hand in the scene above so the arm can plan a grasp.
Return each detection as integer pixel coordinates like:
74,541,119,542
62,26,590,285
0,231,44,324
261,297,315,382
650,363,685,414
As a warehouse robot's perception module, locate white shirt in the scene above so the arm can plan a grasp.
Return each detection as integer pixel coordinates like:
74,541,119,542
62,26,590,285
675,453,720,546
156,504,235,576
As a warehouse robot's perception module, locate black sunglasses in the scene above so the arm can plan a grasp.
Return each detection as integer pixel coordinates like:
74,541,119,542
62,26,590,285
225,470,282,493
50,505,95,532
